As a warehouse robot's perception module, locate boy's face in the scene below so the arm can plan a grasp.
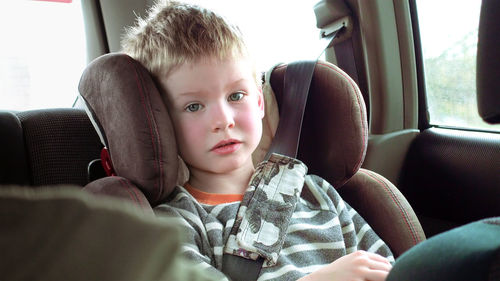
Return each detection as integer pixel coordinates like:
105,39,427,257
161,57,264,178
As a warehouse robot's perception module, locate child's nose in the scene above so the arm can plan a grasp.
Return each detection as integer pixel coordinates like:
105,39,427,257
211,103,235,132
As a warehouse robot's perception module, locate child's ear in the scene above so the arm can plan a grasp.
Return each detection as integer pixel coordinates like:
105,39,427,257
257,87,265,119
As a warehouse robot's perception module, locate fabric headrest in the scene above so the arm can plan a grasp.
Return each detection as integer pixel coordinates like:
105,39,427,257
78,53,179,205
268,61,368,188
477,0,500,124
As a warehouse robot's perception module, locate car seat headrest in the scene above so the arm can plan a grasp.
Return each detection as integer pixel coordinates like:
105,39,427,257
477,0,500,124
78,53,179,205
267,62,367,188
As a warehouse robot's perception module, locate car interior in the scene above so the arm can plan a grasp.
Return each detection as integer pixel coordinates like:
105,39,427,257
0,0,499,279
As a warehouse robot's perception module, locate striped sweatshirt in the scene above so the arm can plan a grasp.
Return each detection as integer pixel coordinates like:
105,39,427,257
155,154,394,280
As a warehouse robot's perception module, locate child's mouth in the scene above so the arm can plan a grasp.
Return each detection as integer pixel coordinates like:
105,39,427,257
212,139,241,154
218,142,234,148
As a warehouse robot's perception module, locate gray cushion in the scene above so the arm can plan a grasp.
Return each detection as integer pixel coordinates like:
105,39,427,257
0,186,218,281
388,217,500,281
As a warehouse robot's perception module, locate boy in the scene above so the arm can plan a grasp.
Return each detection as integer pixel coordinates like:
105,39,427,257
122,1,393,280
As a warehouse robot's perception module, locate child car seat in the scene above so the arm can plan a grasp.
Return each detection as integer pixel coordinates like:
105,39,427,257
78,53,181,214
78,53,425,257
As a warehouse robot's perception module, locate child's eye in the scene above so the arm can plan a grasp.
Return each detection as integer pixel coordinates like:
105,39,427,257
185,103,202,112
228,92,245,102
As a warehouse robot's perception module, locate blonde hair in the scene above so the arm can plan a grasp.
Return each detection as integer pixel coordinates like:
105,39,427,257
122,0,250,80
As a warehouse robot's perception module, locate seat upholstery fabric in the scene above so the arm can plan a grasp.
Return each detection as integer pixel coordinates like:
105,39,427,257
0,111,29,186
270,62,367,188
477,0,500,123
16,109,102,186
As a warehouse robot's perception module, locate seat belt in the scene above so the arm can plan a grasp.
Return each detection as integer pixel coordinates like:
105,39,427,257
222,255,266,281
320,26,359,86
221,61,317,281
264,60,318,159
334,37,359,84
314,0,359,86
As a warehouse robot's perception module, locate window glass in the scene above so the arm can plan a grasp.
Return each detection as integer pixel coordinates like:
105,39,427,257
0,0,86,111
183,0,322,73
416,0,500,132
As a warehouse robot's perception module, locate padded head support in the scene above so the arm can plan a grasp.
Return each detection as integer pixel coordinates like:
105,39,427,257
270,62,367,188
477,0,500,124
78,53,178,206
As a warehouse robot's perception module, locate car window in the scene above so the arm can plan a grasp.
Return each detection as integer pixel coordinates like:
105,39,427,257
416,0,500,132
0,0,85,111
183,0,322,73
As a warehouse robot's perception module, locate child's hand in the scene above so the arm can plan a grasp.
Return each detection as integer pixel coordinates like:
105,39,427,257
298,250,392,281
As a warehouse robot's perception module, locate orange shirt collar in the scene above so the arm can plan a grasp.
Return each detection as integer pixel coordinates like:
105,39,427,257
184,183,244,205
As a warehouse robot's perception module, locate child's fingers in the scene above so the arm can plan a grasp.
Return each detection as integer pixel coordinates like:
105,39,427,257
365,253,392,281
361,251,393,265
368,258,392,272
365,269,391,281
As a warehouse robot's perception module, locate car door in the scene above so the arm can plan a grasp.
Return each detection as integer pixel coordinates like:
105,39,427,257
399,0,500,237
345,0,500,237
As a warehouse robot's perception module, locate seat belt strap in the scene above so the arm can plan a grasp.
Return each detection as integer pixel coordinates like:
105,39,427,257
334,37,359,84
264,60,317,160
222,255,265,281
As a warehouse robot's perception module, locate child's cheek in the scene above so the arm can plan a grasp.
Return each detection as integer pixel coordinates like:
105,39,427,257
238,115,254,131
181,118,205,141
174,118,201,150
237,107,262,138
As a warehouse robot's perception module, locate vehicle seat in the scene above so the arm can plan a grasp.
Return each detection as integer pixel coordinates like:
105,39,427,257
0,109,102,187
0,111,29,186
477,0,500,124
267,63,425,256
78,53,425,257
